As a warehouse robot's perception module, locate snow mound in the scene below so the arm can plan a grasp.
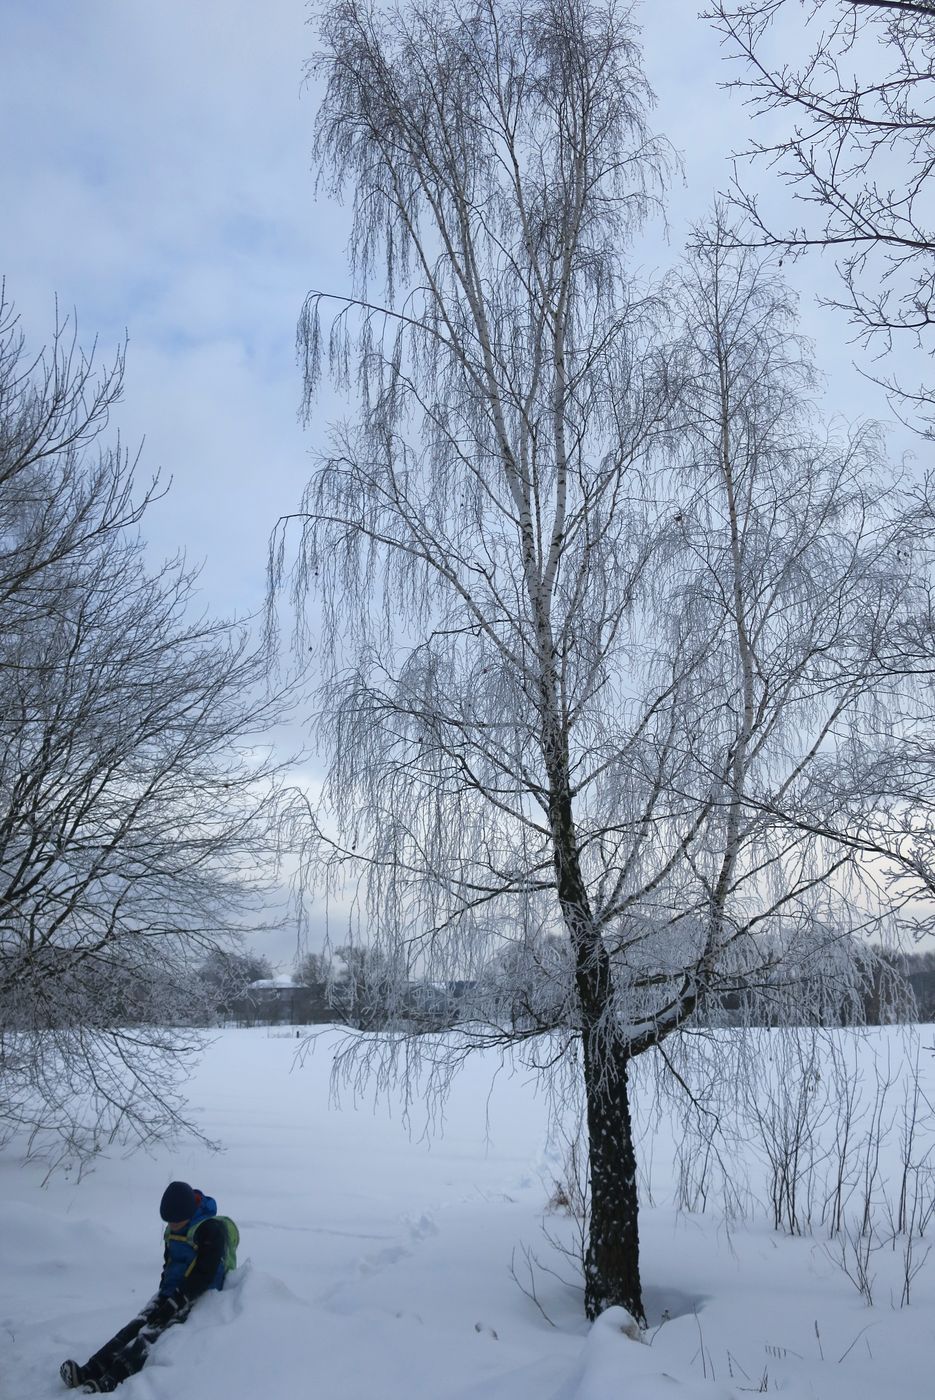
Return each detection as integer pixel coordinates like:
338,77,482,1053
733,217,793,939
572,1308,737,1400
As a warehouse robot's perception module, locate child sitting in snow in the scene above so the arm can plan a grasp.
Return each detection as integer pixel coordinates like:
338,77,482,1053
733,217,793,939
60,1181,238,1395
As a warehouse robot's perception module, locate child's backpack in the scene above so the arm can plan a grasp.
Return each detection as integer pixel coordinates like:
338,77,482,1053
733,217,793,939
216,1215,240,1273
193,1214,239,1274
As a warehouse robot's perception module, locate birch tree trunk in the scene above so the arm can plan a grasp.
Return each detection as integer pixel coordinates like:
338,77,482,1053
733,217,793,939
581,1027,641,1321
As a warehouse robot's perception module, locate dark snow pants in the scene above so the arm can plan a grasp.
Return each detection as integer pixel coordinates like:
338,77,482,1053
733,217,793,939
82,1297,191,1388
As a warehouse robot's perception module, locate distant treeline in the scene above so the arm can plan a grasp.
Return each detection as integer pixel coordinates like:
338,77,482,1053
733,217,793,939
12,941,931,1033
207,946,935,1032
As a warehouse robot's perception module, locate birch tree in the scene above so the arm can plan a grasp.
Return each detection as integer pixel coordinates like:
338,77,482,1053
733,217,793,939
279,0,921,1322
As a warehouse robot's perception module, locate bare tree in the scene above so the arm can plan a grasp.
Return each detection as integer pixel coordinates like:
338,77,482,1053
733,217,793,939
277,0,923,1322
199,946,276,1019
293,949,331,986
327,943,406,1030
706,0,935,429
0,291,286,1165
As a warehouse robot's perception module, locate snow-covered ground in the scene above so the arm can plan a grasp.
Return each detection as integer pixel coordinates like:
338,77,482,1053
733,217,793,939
2,1025,934,1400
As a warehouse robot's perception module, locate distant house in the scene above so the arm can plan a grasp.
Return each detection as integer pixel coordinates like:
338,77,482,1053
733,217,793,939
230,975,332,1027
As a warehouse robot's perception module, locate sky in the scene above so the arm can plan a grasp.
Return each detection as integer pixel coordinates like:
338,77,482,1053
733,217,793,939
1,0,346,616
1,0,928,964
1,0,924,620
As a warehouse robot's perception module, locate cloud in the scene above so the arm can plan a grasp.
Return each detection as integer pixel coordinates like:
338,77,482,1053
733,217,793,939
0,0,351,615
1,0,921,798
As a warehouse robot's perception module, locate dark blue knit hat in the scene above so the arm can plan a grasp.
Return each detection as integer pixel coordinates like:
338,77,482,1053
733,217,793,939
160,1181,197,1223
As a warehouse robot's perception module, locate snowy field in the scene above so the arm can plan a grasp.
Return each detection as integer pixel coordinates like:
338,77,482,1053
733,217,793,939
2,1025,935,1400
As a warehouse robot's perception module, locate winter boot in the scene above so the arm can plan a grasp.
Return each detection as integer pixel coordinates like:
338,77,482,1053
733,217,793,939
81,1381,118,1395
60,1361,85,1389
